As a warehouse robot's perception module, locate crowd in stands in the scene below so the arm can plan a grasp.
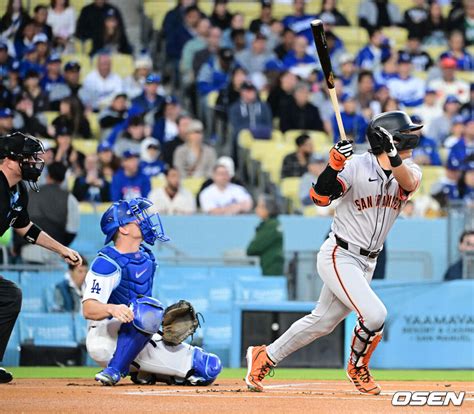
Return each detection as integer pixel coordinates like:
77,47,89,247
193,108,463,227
0,0,473,220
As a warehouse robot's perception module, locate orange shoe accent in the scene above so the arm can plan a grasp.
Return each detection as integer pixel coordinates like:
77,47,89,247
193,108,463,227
244,345,274,392
362,335,382,367
346,362,381,395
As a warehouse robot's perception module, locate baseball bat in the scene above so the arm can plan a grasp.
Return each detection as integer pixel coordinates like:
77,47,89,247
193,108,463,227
310,19,347,140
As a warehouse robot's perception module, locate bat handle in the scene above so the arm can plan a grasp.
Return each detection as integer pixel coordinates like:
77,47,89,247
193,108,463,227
328,88,347,141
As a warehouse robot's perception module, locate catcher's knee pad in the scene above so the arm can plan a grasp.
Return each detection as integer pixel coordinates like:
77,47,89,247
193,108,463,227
187,347,222,385
130,296,165,335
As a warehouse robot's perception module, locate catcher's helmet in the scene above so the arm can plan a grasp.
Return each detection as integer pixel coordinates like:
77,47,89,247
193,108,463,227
367,111,423,155
0,132,45,191
100,197,170,245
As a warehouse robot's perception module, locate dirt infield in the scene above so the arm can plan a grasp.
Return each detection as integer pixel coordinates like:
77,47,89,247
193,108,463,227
1,378,472,413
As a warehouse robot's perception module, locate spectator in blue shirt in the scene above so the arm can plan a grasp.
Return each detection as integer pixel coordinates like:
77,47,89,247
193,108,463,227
281,0,316,44
410,115,442,166
139,137,165,178
458,157,474,202
165,5,200,62
448,117,474,172
196,47,234,97
19,45,44,78
439,30,474,71
14,20,36,59
355,27,391,71
282,35,316,70
33,32,50,68
0,41,14,78
332,93,368,143
40,53,65,97
444,230,474,281
110,150,151,201
130,73,165,117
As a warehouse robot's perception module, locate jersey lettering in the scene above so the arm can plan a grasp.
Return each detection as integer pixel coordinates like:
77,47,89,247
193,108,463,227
91,279,102,294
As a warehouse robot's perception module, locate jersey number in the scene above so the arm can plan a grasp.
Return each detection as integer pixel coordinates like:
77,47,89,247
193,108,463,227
91,279,101,294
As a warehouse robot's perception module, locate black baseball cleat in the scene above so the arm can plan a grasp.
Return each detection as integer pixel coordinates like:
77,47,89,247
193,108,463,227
0,368,13,383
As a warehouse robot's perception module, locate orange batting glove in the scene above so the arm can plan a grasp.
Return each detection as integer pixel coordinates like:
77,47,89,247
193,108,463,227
329,140,353,171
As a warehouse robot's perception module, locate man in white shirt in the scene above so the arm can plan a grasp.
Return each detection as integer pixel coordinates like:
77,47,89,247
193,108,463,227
80,52,123,111
427,57,470,105
148,167,196,215
199,165,253,214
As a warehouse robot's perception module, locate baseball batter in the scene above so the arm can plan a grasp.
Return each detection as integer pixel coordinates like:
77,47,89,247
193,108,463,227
82,197,222,386
245,111,423,395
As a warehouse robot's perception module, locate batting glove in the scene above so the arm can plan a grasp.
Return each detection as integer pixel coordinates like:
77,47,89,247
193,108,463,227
375,126,402,167
329,140,353,171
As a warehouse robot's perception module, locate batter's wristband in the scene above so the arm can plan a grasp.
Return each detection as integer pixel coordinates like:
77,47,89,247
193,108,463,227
388,154,402,168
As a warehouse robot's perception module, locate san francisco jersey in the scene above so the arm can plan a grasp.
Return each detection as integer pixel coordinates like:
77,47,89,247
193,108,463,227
331,152,422,251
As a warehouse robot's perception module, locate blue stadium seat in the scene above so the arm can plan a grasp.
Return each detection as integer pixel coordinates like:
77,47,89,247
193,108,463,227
235,276,288,302
3,322,20,366
20,313,77,347
1,271,20,285
202,313,232,367
21,272,66,312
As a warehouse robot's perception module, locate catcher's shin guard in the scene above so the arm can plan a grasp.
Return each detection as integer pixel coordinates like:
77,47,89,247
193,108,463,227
349,319,384,368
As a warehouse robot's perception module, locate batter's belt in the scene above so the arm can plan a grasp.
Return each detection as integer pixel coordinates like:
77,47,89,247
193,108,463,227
335,234,381,259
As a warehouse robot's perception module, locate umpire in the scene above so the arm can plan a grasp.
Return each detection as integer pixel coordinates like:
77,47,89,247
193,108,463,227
0,132,82,383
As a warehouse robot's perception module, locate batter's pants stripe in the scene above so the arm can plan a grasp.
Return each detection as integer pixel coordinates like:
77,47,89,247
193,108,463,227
331,245,363,318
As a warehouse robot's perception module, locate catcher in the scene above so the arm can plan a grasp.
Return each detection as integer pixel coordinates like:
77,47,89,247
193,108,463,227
82,197,221,386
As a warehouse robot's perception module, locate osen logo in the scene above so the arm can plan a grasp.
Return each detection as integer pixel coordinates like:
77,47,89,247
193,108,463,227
392,391,465,406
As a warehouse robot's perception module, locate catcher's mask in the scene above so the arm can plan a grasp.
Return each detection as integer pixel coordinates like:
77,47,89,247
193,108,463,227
100,197,170,245
0,132,45,191
367,111,423,155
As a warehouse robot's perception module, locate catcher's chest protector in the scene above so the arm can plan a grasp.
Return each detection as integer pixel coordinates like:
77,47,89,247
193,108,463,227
100,245,156,305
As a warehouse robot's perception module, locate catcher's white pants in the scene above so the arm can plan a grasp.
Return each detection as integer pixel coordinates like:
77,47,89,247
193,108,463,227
86,318,194,378
266,235,387,364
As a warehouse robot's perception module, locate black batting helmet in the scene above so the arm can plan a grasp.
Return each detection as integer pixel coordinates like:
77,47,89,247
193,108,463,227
367,111,423,155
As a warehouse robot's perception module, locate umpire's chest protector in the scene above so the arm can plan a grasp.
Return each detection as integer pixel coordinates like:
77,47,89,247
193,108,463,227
100,245,156,305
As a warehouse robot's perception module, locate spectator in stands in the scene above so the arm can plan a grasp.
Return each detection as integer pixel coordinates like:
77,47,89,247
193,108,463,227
228,81,273,142
281,133,314,179
72,154,110,202
423,1,447,46
152,95,181,144
355,27,391,72
460,83,474,120
440,30,474,71
180,17,210,87
22,70,49,112
282,0,316,44
280,82,324,133
332,92,368,143
458,157,474,202
113,115,147,157
21,162,79,264
80,52,123,111
53,255,88,312
173,119,216,178
47,0,76,51
61,60,82,102
0,0,29,41
210,0,233,30
247,194,284,276
318,0,350,26
14,19,36,59
299,153,327,206
431,164,461,210
162,0,201,46
413,88,442,134
149,167,196,215
267,70,297,120
447,0,474,46
428,95,462,144
220,13,248,50
163,114,191,167
282,35,316,72
448,117,474,172
337,53,357,93
199,164,253,214
40,53,65,103
402,0,429,40
427,57,470,105
110,150,150,201
235,32,276,80
0,40,13,78
250,0,275,34
358,0,401,30
409,114,442,166
386,52,425,107
130,73,165,117
122,54,153,100
196,47,234,99
0,108,15,135
91,7,132,56
52,124,85,175
30,4,52,40
274,28,296,61
193,26,222,79
139,137,165,178
444,230,474,280
97,141,120,181
355,70,376,119
14,93,50,137
33,32,50,67
99,92,128,132
18,45,43,81
215,66,247,123
444,115,466,149
52,97,92,138
401,35,433,72
76,0,125,47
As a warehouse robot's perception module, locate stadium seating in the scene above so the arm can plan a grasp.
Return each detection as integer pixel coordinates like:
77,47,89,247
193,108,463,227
21,272,65,313
20,313,77,347
281,177,302,213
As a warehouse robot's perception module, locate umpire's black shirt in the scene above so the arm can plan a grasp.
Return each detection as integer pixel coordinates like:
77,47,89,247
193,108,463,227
0,170,30,236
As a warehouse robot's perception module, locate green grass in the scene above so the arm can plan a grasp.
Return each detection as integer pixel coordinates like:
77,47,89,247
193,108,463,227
6,367,474,382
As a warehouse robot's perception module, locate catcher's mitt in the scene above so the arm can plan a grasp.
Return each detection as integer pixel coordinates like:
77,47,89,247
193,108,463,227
161,300,200,346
